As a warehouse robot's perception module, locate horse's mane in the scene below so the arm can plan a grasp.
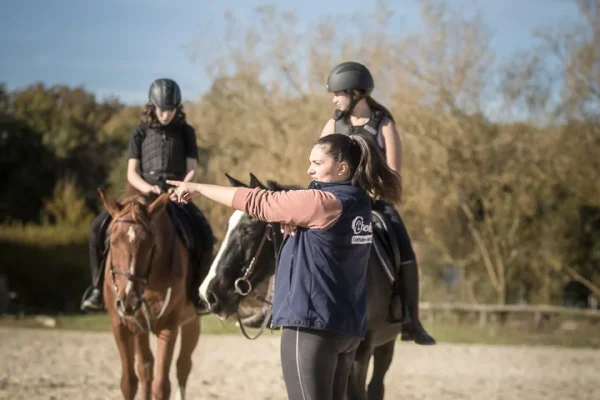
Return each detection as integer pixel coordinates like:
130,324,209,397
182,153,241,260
266,181,302,191
226,172,302,192
109,184,158,232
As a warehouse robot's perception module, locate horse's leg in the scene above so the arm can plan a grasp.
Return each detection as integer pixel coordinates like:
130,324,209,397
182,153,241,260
135,332,154,400
112,323,138,400
347,337,373,400
176,317,201,400
152,324,179,400
367,339,396,400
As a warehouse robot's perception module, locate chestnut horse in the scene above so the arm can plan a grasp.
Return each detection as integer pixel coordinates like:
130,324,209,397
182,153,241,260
99,189,201,400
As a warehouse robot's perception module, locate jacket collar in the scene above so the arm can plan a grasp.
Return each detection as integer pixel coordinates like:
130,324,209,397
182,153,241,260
308,180,353,190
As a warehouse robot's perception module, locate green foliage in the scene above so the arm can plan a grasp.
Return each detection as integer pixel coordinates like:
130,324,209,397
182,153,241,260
0,223,90,312
0,83,131,219
42,177,94,227
0,114,57,223
5,83,121,159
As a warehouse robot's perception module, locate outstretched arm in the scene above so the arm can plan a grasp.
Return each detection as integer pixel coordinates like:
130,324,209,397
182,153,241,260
166,181,342,229
167,181,239,207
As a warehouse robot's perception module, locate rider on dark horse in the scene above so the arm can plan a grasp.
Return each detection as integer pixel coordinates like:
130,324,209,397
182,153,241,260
81,78,214,315
320,62,436,345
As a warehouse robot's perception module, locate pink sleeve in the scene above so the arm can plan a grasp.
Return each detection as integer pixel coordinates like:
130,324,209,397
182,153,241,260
232,187,342,229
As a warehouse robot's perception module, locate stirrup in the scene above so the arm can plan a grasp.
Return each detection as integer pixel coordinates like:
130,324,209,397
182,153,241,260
80,286,94,311
80,287,104,312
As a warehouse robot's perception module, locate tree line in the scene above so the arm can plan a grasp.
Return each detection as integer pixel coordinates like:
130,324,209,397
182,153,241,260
1,0,598,311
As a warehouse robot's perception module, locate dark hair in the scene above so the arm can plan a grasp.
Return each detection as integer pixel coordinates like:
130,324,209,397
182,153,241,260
342,90,396,126
315,133,402,204
141,102,187,128
365,96,395,123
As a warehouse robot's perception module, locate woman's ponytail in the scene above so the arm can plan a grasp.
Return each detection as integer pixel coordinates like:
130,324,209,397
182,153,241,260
349,134,402,204
316,133,402,204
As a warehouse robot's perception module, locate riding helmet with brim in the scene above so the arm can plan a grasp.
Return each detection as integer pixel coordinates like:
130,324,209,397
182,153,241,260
326,62,374,95
149,78,182,111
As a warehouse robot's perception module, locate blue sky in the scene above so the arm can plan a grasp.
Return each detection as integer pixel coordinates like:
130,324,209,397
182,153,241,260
1,0,583,106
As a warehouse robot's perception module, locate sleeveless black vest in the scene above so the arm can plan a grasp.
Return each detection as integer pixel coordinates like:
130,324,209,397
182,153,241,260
137,123,191,186
333,109,386,151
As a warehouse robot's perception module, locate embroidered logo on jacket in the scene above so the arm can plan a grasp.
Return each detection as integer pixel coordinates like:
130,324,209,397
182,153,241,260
351,216,373,244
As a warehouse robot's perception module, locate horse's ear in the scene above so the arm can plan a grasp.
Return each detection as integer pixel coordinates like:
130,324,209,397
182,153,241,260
225,173,248,188
148,193,170,220
98,188,121,217
249,173,267,189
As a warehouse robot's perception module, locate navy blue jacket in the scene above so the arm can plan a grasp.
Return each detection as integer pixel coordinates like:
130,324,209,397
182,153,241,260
263,181,373,338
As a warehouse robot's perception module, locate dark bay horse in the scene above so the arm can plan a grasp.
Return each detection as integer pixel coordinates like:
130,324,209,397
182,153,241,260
99,189,201,400
199,174,403,400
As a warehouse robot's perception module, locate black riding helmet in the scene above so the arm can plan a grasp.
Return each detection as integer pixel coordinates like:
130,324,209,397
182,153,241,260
148,78,182,111
326,61,374,95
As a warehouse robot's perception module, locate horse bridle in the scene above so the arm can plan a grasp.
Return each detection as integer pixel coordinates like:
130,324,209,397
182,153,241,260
108,216,176,332
109,217,156,293
233,222,280,340
234,223,276,297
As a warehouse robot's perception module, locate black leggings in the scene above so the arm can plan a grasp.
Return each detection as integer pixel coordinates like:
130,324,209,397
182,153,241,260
89,209,111,286
280,327,361,400
372,200,415,263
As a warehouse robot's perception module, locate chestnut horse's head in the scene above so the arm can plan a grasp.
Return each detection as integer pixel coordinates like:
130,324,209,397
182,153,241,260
99,189,169,316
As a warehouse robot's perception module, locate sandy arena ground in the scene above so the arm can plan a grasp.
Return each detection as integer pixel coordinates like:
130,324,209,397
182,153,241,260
0,327,598,400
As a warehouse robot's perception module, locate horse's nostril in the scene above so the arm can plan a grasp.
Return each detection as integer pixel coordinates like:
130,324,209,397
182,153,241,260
207,291,220,311
116,299,123,309
207,291,218,305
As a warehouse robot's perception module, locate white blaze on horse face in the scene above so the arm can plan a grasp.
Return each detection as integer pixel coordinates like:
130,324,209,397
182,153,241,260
125,226,137,296
199,210,245,302
125,257,134,295
127,225,136,243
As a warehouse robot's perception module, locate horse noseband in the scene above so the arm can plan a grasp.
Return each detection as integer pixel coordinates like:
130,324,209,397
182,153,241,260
234,223,275,297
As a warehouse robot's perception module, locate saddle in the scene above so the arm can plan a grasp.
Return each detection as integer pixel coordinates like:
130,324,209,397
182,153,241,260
166,202,211,258
371,211,401,284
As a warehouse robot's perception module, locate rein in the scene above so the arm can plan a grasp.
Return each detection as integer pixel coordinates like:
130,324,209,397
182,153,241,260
109,215,176,333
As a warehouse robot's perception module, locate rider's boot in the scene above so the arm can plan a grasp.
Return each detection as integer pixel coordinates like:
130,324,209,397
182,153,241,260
396,261,436,345
81,212,109,312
